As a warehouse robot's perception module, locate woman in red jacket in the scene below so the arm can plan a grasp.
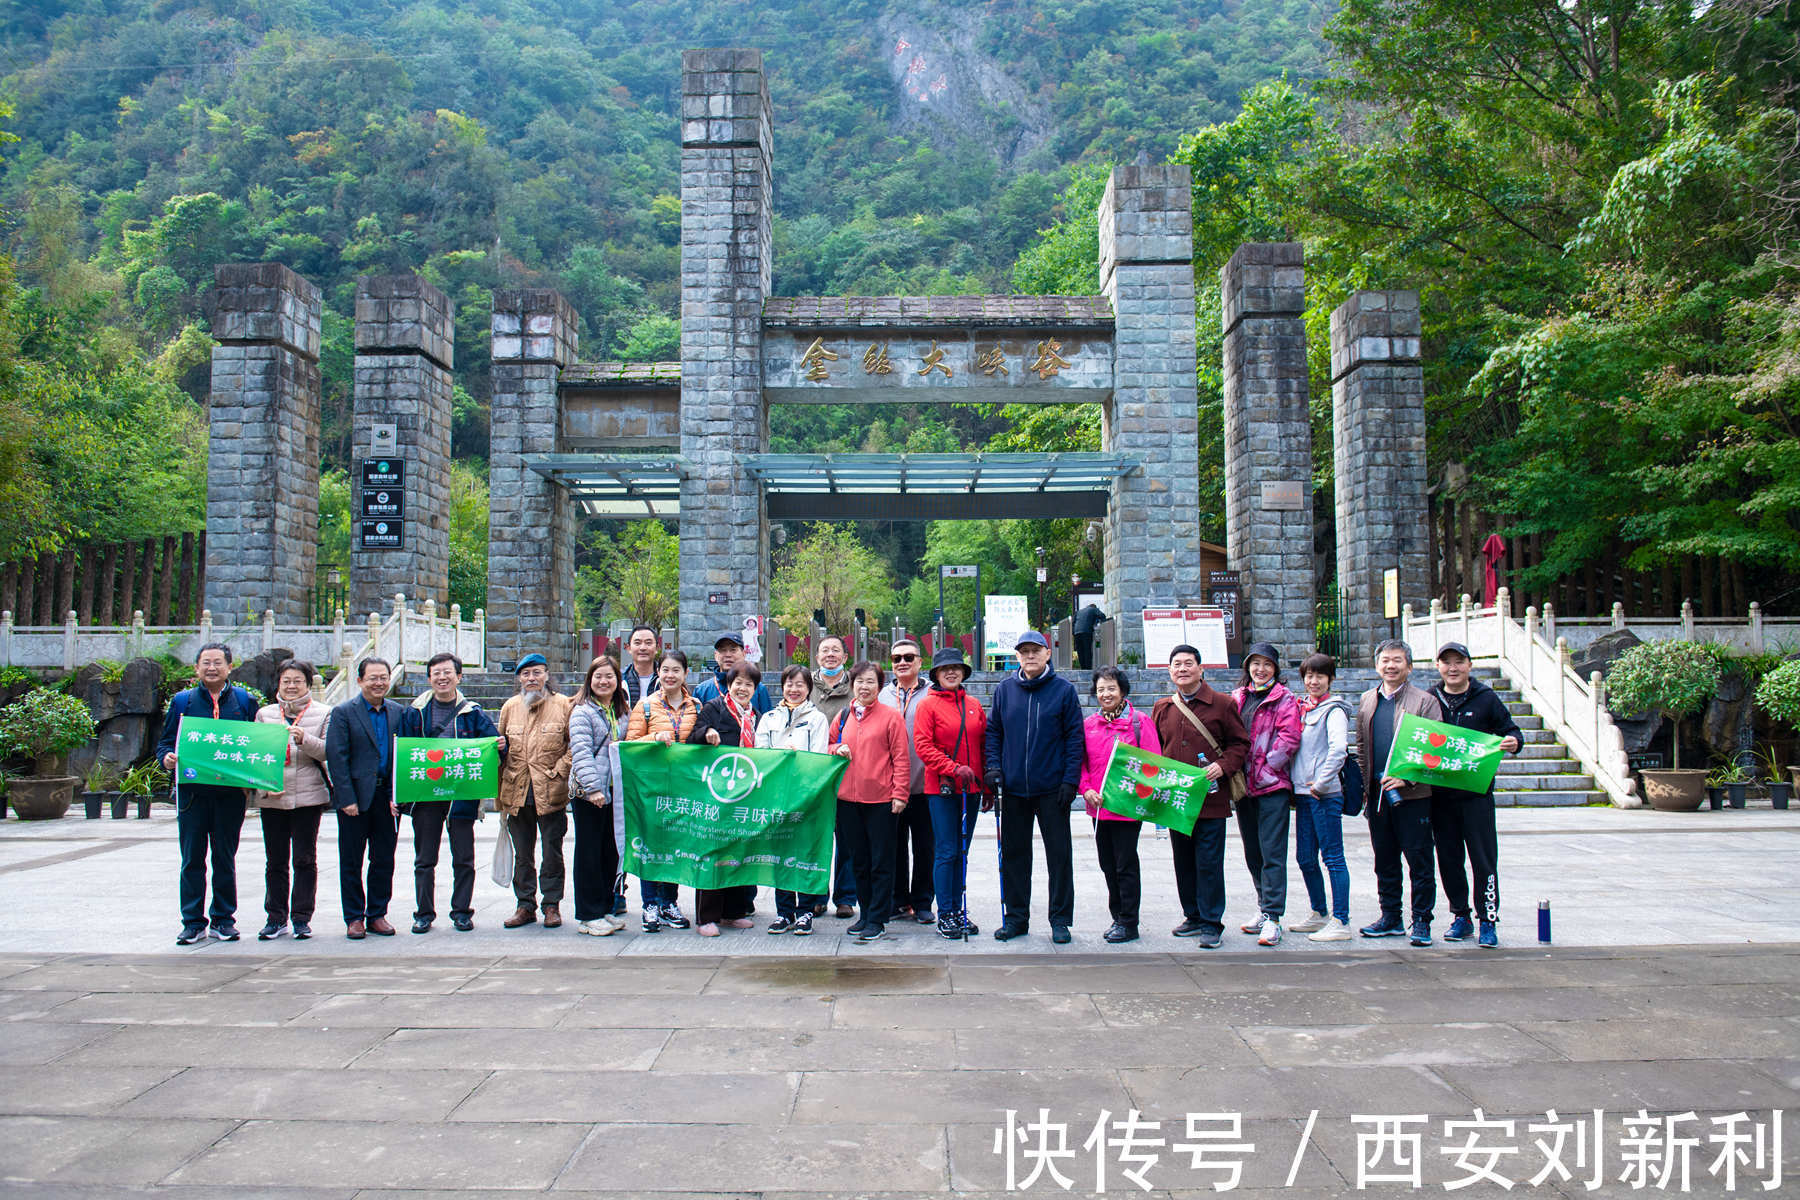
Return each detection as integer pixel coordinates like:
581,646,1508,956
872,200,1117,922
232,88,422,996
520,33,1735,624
912,647,989,940
828,661,910,944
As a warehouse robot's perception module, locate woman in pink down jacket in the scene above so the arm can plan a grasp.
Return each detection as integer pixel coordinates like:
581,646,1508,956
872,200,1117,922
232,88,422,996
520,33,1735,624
1076,666,1162,945
1229,642,1303,946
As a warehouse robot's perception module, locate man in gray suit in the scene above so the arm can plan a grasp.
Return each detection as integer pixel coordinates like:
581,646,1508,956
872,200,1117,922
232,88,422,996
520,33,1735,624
326,657,404,939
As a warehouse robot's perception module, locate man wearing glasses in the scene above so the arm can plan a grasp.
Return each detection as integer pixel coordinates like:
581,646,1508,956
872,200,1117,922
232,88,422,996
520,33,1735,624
879,640,937,925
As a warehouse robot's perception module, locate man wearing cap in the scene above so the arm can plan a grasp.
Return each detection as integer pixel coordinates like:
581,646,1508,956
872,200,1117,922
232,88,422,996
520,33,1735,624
984,631,1085,943
694,632,773,715
1356,638,1444,946
493,654,575,930
1429,642,1522,948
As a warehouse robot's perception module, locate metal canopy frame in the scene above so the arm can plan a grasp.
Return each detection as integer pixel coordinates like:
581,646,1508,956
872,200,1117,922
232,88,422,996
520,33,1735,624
522,454,687,517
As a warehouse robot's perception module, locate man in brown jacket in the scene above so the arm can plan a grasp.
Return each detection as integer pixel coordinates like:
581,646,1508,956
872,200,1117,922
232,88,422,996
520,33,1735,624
1151,644,1252,949
1355,638,1445,946
494,654,574,929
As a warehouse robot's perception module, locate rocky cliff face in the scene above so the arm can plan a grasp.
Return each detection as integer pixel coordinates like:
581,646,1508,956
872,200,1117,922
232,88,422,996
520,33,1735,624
878,7,1054,166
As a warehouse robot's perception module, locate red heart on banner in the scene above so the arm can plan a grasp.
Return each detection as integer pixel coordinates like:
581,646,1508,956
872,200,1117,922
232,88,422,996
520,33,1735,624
1428,733,1447,748
426,750,446,762
426,767,445,781
1422,754,1441,769
1134,783,1155,800
1140,763,1160,777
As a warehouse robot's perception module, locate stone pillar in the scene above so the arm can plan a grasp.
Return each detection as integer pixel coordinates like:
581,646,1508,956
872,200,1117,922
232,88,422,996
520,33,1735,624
1098,163,1204,661
677,48,771,649
350,275,454,618
488,289,578,668
1220,243,1315,655
204,263,322,625
1331,290,1428,658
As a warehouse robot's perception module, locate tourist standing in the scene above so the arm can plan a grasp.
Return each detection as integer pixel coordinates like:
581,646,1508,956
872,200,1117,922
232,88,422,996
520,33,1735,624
620,625,662,707
1076,666,1161,943
1152,645,1251,949
569,655,631,937
624,649,698,931
401,653,500,934
251,658,328,941
757,665,831,934
1231,643,1302,946
693,632,773,714
829,661,910,943
1429,641,1522,948
879,639,935,925
1356,639,1445,946
1289,652,1353,942
324,657,404,939
689,661,764,936
811,634,858,919
985,631,1085,943
493,654,574,931
912,647,988,940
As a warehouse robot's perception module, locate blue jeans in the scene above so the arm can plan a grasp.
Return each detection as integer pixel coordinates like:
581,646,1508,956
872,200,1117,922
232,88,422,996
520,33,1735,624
831,833,858,906
640,878,678,907
1295,793,1350,922
928,792,981,917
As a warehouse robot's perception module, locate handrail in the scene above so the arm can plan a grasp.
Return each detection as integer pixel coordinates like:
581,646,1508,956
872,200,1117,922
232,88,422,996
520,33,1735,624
1406,590,1640,808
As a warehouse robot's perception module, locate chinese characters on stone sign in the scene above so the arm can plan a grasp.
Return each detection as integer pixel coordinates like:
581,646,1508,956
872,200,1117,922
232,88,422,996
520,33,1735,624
794,339,1080,383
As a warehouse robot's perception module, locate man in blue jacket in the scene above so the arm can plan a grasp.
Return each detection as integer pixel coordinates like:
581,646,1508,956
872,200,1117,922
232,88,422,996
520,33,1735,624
156,642,260,945
692,632,773,714
984,631,1085,943
401,652,501,934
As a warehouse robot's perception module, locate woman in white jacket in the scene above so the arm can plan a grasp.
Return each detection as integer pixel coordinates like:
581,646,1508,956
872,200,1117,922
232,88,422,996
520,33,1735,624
252,659,331,942
756,664,830,935
1290,652,1353,941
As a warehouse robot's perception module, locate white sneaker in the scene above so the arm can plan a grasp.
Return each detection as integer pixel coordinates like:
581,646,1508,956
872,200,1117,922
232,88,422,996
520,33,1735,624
1309,918,1354,942
1257,917,1283,946
1239,918,1262,934
1289,910,1329,933
576,919,618,937
603,914,629,933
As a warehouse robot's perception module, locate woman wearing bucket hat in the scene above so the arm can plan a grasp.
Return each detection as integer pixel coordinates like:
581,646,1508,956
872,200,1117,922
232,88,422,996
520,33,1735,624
912,647,989,939
1231,643,1303,946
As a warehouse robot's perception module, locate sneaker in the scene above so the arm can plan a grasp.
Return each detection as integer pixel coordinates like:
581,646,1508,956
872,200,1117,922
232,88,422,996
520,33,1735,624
1477,921,1498,948
854,922,886,943
659,902,690,930
1309,918,1354,942
847,918,869,936
1444,915,1474,942
292,922,313,940
913,909,936,925
791,912,815,936
1051,925,1071,945
577,919,619,937
210,922,240,942
1257,917,1283,946
257,922,285,941
1360,914,1406,938
1409,919,1432,947
937,915,965,940
1289,910,1329,934
176,925,205,945
767,915,796,934
696,922,721,937
1171,918,1206,938
1195,927,1223,949
1239,918,1262,935
958,914,980,938
641,906,662,934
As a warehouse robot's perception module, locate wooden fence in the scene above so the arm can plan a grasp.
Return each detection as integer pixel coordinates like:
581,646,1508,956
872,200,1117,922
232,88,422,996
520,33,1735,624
0,533,206,627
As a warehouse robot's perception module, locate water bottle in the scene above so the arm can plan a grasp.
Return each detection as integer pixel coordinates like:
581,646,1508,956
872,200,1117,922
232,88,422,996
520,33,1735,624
1537,900,1551,944
1383,786,1406,808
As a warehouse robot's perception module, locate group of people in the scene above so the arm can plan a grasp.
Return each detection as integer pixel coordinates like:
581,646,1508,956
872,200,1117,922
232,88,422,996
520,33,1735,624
160,625,1521,950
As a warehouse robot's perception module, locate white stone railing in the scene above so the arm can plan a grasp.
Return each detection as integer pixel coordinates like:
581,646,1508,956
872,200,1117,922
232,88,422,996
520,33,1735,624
1504,599,1799,653
318,596,485,704
1405,590,1639,808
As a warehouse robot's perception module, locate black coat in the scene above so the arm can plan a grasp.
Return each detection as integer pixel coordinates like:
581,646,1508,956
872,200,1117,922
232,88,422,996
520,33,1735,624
690,697,753,748
1431,678,1523,799
325,696,407,812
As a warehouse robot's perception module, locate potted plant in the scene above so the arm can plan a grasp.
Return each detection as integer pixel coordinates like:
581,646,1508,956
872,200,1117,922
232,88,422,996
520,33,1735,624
1714,759,1752,809
1754,659,1800,800
79,761,122,820
0,689,98,820
119,760,168,820
1756,744,1793,810
1703,765,1727,811
1605,640,1722,811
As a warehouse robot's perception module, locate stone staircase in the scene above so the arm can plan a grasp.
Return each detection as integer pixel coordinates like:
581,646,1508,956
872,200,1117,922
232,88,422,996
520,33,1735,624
414,664,1604,807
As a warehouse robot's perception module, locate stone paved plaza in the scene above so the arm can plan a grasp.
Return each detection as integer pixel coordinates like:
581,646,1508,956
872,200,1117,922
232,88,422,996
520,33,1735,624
1,807,1797,1197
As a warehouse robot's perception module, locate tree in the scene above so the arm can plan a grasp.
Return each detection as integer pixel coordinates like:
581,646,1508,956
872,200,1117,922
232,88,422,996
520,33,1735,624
772,524,895,635
577,520,679,630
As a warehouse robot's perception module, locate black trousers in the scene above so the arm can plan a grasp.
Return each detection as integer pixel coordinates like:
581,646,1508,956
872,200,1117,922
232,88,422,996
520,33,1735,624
1093,818,1142,927
260,805,322,926
999,790,1074,928
410,802,475,922
838,799,898,924
1431,791,1499,922
891,793,934,912
337,800,398,923
1170,816,1227,932
1368,794,1436,923
1236,790,1292,919
570,797,620,923
695,886,756,926
177,789,246,928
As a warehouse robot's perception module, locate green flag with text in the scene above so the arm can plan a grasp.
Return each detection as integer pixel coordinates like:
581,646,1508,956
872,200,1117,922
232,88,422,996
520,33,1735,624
392,737,501,805
618,741,846,892
175,716,288,792
1096,740,1211,835
1381,712,1505,793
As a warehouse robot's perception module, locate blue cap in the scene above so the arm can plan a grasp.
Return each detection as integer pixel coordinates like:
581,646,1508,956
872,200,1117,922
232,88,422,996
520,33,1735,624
514,653,548,673
1014,631,1050,650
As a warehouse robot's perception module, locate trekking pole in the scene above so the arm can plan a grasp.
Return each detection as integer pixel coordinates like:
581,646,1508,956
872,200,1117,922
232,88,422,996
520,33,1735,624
954,793,973,940
990,785,1005,929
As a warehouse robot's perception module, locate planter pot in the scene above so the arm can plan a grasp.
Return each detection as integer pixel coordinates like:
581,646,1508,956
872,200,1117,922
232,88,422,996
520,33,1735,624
81,791,104,819
9,777,77,820
1770,779,1793,811
1727,782,1749,809
110,793,129,819
1705,785,1724,811
1641,769,1708,812
132,795,153,819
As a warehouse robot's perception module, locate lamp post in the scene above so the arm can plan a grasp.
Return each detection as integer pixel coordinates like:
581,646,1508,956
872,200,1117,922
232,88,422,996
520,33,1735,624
1035,545,1047,628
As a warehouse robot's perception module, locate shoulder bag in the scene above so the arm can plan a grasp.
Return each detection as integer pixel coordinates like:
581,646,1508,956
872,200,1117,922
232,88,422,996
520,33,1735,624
1169,693,1248,804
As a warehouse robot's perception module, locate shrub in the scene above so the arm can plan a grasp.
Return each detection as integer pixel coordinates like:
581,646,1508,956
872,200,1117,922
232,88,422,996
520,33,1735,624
1756,659,1800,730
0,689,98,765
1605,640,1722,770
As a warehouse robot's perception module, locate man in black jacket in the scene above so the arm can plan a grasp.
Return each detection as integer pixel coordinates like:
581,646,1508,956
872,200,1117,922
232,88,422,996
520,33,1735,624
325,657,405,939
1430,642,1522,948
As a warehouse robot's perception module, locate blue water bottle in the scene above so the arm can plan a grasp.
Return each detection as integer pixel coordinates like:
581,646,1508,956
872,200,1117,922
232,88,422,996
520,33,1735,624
1537,900,1552,944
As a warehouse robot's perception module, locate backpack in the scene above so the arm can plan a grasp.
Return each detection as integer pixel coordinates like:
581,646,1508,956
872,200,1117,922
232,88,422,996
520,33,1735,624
1339,752,1365,818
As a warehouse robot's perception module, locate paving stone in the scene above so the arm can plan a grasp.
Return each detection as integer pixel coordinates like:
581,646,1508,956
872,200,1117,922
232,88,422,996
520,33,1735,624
830,992,1101,1028
0,1115,236,1185
221,961,497,995
168,1119,587,1190
0,991,80,1021
1179,957,1436,993
954,1023,1260,1071
1434,1058,1800,1113
60,1025,389,1069
1095,989,1379,1027
557,1122,947,1193
456,963,714,995
1357,985,1649,1023
705,959,949,994
655,1027,955,1073
0,1022,120,1065
288,991,579,1028
3,960,260,993
1240,1022,1560,1069
352,1026,668,1071
117,1067,487,1121
1402,954,1686,990
949,960,1198,994
450,1068,794,1123
560,992,830,1028
46,991,333,1026
793,1069,1129,1125
0,1066,177,1115
1120,1063,1471,1119
1516,1013,1800,1061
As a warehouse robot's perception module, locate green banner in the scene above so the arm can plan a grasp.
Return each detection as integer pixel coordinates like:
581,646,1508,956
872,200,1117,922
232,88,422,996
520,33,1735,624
1382,712,1505,793
618,741,846,892
1096,741,1211,835
393,737,501,805
175,716,288,792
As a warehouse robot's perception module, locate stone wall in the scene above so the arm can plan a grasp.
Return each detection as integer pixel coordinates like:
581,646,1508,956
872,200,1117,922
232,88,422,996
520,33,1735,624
1332,290,1428,658
677,48,772,647
1220,243,1315,656
204,264,322,625
350,274,455,617
1098,164,1204,658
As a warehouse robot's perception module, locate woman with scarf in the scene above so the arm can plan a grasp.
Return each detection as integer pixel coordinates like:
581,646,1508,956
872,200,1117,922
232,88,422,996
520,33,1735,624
1289,652,1354,941
624,649,700,932
252,659,331,941
827,661,910,944
689,661,765,936
1076,666,1162,944
756,664,831,935
1231,642,1303,946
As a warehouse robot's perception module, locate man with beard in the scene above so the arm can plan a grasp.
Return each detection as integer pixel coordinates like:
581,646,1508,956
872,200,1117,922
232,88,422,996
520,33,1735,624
494,654,575,929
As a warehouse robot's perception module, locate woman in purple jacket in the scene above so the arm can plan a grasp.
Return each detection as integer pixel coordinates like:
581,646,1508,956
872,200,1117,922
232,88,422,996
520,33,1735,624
1076,667,1162,944
1230,643,1303,946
